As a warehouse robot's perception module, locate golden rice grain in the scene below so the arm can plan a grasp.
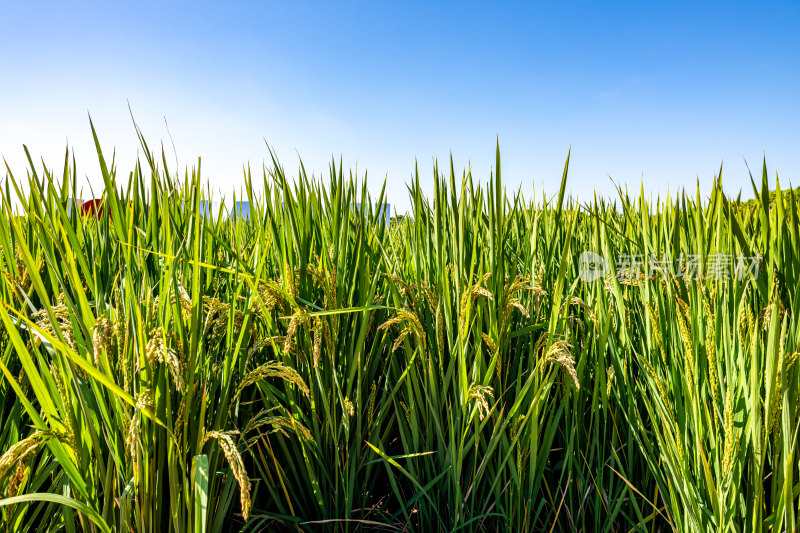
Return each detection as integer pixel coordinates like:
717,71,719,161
203,430,251,520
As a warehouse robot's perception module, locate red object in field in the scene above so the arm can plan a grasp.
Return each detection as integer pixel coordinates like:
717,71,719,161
78,199,145,220
81,199,105,218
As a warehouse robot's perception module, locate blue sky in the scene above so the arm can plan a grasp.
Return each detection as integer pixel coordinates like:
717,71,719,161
1,1,798,212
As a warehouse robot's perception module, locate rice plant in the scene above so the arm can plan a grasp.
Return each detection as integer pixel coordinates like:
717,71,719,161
0,125,797,532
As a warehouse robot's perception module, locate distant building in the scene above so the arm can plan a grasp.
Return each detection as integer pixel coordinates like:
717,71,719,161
67,198,82,216
230,201,251,219
378,203,390,225
354,202,391,225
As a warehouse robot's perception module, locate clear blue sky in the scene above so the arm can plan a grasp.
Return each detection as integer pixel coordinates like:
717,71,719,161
1,1,798,212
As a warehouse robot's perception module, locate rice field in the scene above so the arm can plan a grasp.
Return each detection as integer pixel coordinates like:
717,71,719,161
0,129,798,532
